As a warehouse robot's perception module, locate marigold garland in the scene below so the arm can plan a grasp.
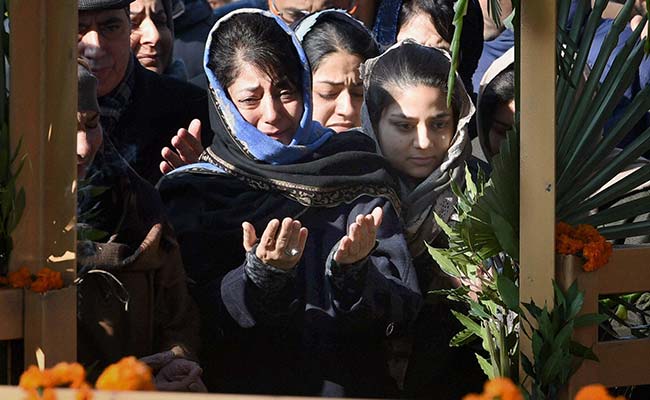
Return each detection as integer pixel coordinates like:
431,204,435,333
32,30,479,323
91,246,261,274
95,356,155,391
0,266,64,293
462,377,524,400
20,356,155,399
462,379,627,400
19,362,92,400
556,222,613,272
575,384,626,400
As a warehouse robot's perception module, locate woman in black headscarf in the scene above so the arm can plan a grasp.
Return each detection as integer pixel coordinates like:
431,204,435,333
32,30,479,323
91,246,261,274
157,9,421,397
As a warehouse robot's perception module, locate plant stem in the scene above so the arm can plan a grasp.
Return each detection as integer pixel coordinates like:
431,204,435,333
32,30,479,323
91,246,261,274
485,319,501,378
498,318,510,378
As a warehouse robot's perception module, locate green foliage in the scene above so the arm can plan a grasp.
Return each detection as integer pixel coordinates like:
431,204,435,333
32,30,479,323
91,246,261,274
0,2,24,275
447,0,468,107
556,0,650,240
520,281,604,399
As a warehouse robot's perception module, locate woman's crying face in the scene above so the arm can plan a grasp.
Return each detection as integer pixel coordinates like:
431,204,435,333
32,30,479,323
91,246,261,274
227,63,304,145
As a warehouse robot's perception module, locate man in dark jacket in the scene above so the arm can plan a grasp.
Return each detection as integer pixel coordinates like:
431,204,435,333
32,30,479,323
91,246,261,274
78,0,212,185
76,58,204,391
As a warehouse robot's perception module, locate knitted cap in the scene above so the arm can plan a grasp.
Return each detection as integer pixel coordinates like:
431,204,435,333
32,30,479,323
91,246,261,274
78,0,134,11
78,60,100,113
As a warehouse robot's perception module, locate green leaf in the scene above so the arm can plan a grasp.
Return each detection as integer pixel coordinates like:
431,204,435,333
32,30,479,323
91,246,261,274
475,352,495,380
490,212,519,259
567,290,585,320
451,309,482,336
426,244,461,278
569,341,599,362
469,300,490,319
447,0,468,107
433,212,455,239
574,313,608,327
496,275,520,312
450,328,478,347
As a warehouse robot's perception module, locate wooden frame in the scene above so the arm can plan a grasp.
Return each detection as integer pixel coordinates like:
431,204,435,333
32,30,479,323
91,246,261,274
557,246,650,397
518,0,557,390
8,0,78,367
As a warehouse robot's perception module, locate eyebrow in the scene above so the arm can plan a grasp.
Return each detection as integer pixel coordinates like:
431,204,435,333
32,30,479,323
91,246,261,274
389,111,452,119
235,86,261,93
315,80,362,86
98,16,126,25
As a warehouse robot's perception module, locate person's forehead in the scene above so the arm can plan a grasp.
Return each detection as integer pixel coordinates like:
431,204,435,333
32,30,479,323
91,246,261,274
130,0,164,13
79,8,129,23
275,0,348,10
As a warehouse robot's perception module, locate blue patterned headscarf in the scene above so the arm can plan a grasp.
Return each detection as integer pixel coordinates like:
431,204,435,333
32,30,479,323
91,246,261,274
203,8,334,165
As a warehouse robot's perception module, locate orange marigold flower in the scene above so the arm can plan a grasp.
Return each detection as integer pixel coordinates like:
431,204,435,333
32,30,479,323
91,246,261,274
20,365,53,389
556,234,584,255
0,275,8,286
462,394,485,400
582,240,613,272
8,266,33,288
30,268,64,293
574,224,602,243
556,221,574,237
483,377,524,400
76,382,94,400
96,356,155,391
575,384,616,400
50,362,86,388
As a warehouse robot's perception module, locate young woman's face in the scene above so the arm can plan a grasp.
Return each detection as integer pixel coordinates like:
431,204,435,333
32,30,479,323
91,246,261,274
397,13,450,50
227,64,304,145
77,110,103,180
488,99,515,156
377,84,455,181
312,50,364,133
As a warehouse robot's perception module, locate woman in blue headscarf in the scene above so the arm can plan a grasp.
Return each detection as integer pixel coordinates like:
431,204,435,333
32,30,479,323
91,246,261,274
158,9,421,397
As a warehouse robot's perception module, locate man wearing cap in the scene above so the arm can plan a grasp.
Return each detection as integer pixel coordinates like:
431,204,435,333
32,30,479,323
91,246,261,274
78,0,212,185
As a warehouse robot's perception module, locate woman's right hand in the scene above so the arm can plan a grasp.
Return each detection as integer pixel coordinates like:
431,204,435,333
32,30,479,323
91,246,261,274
242,217,308,270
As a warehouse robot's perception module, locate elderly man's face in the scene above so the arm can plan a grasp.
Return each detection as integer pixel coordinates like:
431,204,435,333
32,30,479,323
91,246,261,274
269,0,353,24
78,9,131,97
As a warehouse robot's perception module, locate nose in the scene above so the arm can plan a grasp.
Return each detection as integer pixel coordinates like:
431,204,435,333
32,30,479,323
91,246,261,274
79,30,103,57
335,90,355,119
413,124,432,149
261,96,283,125
140,17,160,46
77,130,92,161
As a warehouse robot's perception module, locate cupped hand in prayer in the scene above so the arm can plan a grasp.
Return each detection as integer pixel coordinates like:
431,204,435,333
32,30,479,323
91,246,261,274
243,217,309,270
334,207,383,265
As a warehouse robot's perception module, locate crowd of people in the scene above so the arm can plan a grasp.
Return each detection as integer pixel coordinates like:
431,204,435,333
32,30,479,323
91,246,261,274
73,0,649,398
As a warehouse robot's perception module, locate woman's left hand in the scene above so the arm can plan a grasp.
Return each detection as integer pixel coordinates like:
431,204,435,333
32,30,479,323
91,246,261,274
334,207,383,265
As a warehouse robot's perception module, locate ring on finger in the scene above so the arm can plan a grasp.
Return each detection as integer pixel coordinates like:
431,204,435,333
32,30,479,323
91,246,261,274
284,248,299,257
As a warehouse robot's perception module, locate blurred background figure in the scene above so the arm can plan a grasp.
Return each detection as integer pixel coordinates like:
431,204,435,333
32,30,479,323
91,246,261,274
213,0,359,25
172,0,216,86
206,0,232,8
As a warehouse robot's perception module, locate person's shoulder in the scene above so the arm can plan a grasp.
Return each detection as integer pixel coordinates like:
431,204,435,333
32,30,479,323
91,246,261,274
212,0,267,19
135,63,206,100
319,129,380,154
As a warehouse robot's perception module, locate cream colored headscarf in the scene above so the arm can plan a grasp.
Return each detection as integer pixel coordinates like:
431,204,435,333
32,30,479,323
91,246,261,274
360,41,475,257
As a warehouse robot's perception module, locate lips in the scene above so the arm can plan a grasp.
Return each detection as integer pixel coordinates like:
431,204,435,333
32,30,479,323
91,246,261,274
408,156,436,166
327,121,355,131
137,54,158,67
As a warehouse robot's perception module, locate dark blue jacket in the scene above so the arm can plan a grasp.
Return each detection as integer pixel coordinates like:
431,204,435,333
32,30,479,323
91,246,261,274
158,167,421,397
